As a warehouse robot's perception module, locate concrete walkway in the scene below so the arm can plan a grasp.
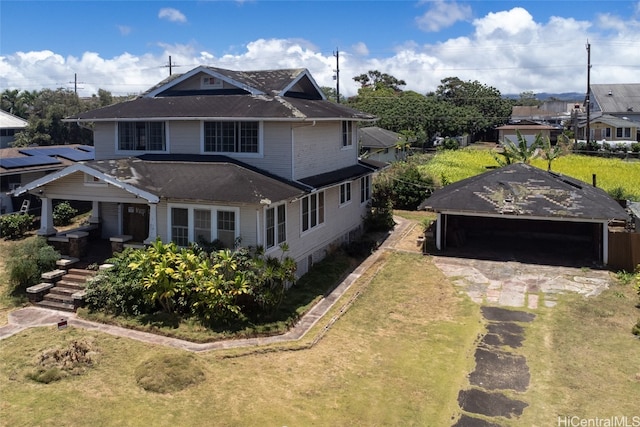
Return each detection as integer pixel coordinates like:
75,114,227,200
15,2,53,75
0,217,412,352
433,255,613,309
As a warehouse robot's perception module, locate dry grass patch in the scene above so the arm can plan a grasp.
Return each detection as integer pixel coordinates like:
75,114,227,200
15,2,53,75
0,250,481,426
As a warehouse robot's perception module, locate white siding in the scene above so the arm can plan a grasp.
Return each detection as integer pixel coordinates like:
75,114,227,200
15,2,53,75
93,122,116,160
239,122,292,179
293,122,357,180
40,171,142,203
99,202,120,238
169,121,199,154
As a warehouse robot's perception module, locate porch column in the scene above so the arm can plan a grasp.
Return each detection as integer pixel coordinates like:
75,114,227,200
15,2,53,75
602,221,609,265
37,197,57,236
144,203,158,244
89,200,100,223
435,212,442,251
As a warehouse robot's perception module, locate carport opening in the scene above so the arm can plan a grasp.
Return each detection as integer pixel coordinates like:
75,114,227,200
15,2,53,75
440,215,601,267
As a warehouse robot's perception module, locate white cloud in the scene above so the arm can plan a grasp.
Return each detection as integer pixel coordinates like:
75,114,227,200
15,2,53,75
158,8,187,23
352,42,369,56
416,0,472,32
117,25,132,36
1,7,639,99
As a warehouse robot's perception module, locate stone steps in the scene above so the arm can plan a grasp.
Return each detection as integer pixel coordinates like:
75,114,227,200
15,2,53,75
32,266,97,312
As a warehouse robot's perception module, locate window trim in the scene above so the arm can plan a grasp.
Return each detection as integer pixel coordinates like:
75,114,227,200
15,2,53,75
265,203,287,250
301,191,325,233
115,121,169,154
167,203,239,247
360,175,371,204
339,182,352,206
342,121,354,149
201,120,263,157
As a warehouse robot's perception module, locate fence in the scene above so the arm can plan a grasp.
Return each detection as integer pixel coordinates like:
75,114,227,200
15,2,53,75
608,229,640,272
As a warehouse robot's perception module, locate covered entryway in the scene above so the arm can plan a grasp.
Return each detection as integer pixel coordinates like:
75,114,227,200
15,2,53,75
123,203,150,242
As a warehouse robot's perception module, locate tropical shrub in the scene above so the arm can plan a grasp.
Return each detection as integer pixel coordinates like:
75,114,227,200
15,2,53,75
6,237,59,292
84,248,151,316
87,239,298,325
0,213,35,239
52,201,78,226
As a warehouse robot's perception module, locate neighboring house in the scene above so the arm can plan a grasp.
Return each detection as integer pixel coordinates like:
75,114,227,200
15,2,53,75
418,163,629,266
0,144,94,214
359,126,406,163
589,84,640,123
0,109,28,148
496,121,557,146
13,66,379,277
577,114,639,146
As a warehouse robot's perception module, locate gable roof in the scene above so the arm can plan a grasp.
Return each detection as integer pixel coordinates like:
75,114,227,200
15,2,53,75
419,163,628,221
68,66,375,123
0,110,28,129
359,126,401,149
14,155,310,205
582,114,639,129
591,84,640,114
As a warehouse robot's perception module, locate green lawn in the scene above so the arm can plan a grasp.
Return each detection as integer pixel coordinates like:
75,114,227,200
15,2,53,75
1,217,639,425
418,149,640,200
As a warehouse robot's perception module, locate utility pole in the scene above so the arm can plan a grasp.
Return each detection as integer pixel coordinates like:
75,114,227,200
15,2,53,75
585,41,591,149
165,55,181,76
68,73,84,94
333,48,340,103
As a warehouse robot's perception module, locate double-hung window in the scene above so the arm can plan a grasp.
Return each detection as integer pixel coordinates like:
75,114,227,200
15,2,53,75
170,205,237,248
340,182,352,205
616,127,631,138
301,191,324,232
265,204,286,249
118,122,166,151
360,175,371,204
342,121,353,148
204,121,259,153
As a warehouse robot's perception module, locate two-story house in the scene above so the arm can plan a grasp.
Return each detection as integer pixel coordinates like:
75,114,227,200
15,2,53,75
13,66,379,276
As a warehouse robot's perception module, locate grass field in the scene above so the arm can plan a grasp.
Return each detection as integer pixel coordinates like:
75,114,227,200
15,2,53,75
418,149,640,200
1,215,639,425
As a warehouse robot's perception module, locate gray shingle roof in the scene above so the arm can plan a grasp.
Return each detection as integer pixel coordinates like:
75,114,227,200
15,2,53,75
70,94,374,121
591,84,640,114
419,163,629,221
85,155,308,204
359,126,401,149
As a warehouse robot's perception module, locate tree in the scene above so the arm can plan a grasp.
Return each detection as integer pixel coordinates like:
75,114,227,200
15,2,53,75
320,86,345,104
353,70,406,92
540,134,570,171
493,130,542,165
435,77,512,140
518,91,541,107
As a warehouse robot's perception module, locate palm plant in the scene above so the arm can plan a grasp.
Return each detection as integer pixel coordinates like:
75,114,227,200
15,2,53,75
493,130,542,166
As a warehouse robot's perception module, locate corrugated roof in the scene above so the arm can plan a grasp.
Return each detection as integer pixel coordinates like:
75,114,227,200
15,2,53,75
419,163,629,221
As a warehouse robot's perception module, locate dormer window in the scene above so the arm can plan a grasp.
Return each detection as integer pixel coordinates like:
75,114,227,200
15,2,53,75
201,76,223,89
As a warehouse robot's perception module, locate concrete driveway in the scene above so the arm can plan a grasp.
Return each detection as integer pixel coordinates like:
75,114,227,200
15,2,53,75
432,255,613,309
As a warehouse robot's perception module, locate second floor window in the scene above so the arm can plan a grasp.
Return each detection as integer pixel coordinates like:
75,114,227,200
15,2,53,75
342,121,353,147
118,122,166,151
204,121,259,153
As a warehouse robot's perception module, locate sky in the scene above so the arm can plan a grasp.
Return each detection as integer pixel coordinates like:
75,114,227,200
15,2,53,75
1,0,640,98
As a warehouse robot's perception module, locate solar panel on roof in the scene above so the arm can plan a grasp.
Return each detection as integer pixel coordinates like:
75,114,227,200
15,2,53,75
77,145,95,152
0,156,61,169
19,147,94,162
